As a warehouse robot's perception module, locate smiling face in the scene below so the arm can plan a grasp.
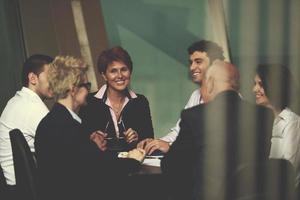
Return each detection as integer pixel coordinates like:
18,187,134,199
102,61,131,93
189,51,210,84
253,74,271,107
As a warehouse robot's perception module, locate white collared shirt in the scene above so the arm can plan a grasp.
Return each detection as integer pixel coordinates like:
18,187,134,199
269,108,300,183
0,87,49,185
94,84,137,137
66,107,82,124
160,89,203,143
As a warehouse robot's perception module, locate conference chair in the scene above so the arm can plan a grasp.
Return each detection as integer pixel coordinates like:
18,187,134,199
10,129,38,200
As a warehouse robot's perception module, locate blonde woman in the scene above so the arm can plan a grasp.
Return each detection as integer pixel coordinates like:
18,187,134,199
35,56,145,200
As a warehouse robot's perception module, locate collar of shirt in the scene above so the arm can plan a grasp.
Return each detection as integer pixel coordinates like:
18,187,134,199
193,89,204,104
93,84,137,137
94,84,138,113
94,84,137,100
278,107,294,121
273,107,296,137
20,87,44,102
65,107,82,124
185,89,203,109
274,107,294,125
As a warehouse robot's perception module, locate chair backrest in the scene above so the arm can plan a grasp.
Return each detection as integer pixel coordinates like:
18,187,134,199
9,129,38,200
0,164,8,198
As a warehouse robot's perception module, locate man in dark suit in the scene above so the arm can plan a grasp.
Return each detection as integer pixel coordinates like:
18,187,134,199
161,61,273,200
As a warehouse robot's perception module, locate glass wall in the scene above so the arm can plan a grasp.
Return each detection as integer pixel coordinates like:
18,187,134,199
224,0,300,112
100,0,214,137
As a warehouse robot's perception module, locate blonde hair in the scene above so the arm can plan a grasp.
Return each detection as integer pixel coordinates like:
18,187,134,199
48,56,88,100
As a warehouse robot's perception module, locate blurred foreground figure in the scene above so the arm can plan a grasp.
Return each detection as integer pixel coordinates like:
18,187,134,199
161,61,295,200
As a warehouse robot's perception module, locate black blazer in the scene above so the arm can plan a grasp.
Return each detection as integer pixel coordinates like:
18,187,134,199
161,90,274,200
35,103,140,200
79,92,154,149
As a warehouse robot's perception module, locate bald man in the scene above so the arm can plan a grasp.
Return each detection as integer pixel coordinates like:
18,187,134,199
161,61,274,200
200,60,239,102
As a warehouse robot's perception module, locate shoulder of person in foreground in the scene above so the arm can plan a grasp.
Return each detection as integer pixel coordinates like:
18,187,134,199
161,105,203,171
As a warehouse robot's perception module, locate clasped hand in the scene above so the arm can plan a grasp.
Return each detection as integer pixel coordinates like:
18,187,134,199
137,138,170,155
90,128,139,151
123,128,139,143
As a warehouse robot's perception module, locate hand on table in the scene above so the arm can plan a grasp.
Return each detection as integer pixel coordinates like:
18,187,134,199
90,131,107,151
137,138,154,149
144,139,170,155
124,128,139,144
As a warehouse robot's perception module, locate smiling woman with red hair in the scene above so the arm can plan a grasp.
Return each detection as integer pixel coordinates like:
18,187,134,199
80,46,154,152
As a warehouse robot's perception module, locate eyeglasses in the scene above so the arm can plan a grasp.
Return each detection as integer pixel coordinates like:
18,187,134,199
104,118,127,139
78,82,91,91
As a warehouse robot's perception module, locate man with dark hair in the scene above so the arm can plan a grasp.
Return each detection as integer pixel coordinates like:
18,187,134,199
138,40,225,154
0,54,53,186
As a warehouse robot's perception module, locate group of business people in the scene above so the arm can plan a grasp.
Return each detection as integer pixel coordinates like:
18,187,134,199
143,41,300,199
1,39,300,200
0,47,154,200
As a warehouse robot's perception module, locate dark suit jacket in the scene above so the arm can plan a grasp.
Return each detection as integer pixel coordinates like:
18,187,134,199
35,103,140,200
79,92,154,150
161,90,274,200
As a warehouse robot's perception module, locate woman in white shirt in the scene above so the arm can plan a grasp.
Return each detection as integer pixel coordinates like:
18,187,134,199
253,63,300,183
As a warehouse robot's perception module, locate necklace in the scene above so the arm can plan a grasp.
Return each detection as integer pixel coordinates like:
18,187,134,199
112,106,122,114
111,101,124,116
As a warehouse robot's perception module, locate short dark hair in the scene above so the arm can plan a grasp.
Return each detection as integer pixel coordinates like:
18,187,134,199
97,46,133,74
256,64,294,110
22,54,54,86
187,40,225,63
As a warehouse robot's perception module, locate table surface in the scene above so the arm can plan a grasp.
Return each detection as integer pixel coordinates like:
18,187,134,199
129,163,162,176
127,162,167,200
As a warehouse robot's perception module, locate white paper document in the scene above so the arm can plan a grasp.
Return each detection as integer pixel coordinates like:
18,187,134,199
142,158,161,167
